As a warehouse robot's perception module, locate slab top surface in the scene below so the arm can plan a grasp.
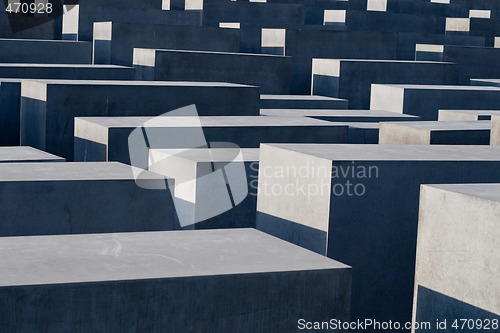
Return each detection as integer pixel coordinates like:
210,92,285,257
260,95,347,101
264,144,500,161
23,79,253,87
424,184,500,203
150,148,260,162
440,109,500,115
0,64,130,68
374,84,500,91
0,147,64,163
383,120,491,130
0,229,349,287
261,109,419,118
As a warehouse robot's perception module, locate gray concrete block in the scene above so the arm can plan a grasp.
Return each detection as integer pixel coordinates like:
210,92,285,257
438,109,500,121
260,108,420,122
63,5,202,41
0,228,351,333
471,78,500,87
415,45,500,84
0,11,60,39
0,64,135,80
312,59,458,109
412,184,500,331
260,94,348,109
370,84,500,120
379,120,491,145
0,146,64,163
93,22,240,66
149,148,260,229
492,115,500,145
20,80,259,161
74,116,349,165
0,162,176,236
133,48,292,94
0,39,91,64
256,143,500,326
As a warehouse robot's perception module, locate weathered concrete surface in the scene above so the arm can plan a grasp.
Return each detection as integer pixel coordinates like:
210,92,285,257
492,115,500,145
93,22,240,65
74,116,349,164
0,146,64,163
412,184,500,332
379,120,491,145
438,109,500,121
133,48,292,94
370,84,500,120
312,59,458,109
20,80,260,161
0,229,352,333
260,94,348,109
260,108,419,122
256,143,500,329
0,39,91,64
0,162,177,236
149,148,260,229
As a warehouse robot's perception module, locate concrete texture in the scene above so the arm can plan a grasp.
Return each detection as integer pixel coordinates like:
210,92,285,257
370,84,500,120
74,116,349,164
0,39,91,64
438,109,500,121
0,146,64,163
0,64,135,80
492,115,500,145
93,22,240,66
20,80,260,161
260,108,420,122
471,78,500,87
0,10,61,39
149,148,260,229
0,162,176,236
256,143,500,328
412,184,500,332
0,228,351,333
311,59,458,109
133,48,292,94
379,120,491,145
415,45,500,84
260,94,348,109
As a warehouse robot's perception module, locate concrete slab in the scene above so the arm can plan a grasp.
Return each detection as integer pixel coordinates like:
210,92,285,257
74,116,349,165
256,143,500,327
438,109,500,121
412,184,500,330
492,115,500,145
0,39,91,64
0,228,351,332
370,84,500,120
93,22,240,65
312,59,458,109
20,80,260,161
0,162,176,236
133,48,292,94
415,45,500,83
0,146,64,163
149,148,260,229
0,11,60,39
471,78,500,87
260,94,348,109
0,64,135,80
260,108,420,122
379,120,491,145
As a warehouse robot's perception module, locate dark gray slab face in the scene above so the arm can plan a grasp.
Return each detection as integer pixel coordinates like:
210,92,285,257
20,80,260,161
415,45,500,84
413,184,500,330
0,146,64,162
0,64,135,80
0,162,177,236
260,108,420,122
379,120,492,145
0,12,60,39
0,229,351,333
0,39,91,64
438,109,500,121
149,148,260,229
74,116,349,165
63,5,202,41
133,48,292,94
365,0,467,16
370,84,500,120
260,94,348,109
471,78,500,87
311,59,459,109
492,115,500,145
93,22,240,66
256,143,500,329
202,2,305,27
279,29,399,94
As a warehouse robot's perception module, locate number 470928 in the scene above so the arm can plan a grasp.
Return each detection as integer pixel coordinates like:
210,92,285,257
451,319,499,330
6,2,53,14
